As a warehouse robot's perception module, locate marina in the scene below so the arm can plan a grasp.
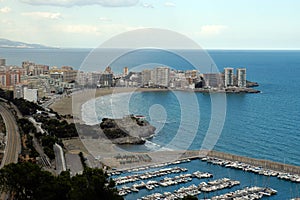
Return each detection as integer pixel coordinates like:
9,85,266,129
202,156,300,183
140,186,276,200
212,187,277,200
109,153,300,199
109,150,300,184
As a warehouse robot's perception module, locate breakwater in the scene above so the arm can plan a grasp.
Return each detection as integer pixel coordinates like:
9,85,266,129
108,149,300,175
175,150,300,175
197,150,300,175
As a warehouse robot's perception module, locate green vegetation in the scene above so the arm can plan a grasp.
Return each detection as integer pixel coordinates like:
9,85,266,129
17,118,39,159
0,162,123,200
41,135,58,160
0,114,5,134
33,116,77,159
183,195,198,200
18,118,36,135
79,152,88,169
0,89,42,116
0,88,13,101
36,116,78,138
24,134,39,159
13,98,43,116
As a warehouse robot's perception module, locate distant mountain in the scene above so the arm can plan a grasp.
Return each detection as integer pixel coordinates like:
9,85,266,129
0,38,55,49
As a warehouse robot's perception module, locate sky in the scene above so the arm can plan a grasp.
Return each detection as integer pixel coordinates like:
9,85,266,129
0,0,299,49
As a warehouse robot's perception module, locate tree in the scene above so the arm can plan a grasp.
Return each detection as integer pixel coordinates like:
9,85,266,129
0,88,13,101
12,98,43,116
0,162,123,200
43,146,55,160
183,195,198,200
18,118,36,135
69,168,121,200
0,162,55,200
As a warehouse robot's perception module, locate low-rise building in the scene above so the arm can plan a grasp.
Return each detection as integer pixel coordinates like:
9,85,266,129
23,87,38,102
202,73,224,88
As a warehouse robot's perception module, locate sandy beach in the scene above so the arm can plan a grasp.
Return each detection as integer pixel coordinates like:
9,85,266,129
50,87,170,117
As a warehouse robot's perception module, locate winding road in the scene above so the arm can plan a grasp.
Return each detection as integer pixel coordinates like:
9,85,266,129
0,103,21,168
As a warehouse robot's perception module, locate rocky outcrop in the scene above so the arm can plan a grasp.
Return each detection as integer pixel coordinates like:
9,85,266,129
246,81,259,87
100,116,156,145
225,87,260,93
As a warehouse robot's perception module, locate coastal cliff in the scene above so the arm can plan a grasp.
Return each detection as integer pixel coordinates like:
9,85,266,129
100,116,156,145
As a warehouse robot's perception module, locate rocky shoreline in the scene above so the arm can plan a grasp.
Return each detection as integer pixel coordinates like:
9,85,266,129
99,115,156,145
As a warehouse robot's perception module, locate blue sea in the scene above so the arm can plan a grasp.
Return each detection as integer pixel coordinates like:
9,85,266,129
1,48,300,198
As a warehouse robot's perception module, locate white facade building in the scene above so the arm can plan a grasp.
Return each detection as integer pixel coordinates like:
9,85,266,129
153,66,170,87
23,87,38,102
224,67,234,87
237,68,247,87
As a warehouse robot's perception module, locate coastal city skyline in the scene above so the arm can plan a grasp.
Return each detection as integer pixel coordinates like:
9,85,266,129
0,1,299,199
0,0,299,49
0,56,254,103
0,50,299,199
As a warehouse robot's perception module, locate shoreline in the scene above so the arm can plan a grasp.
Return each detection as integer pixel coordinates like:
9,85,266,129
50,86,259,117
50,87,171,117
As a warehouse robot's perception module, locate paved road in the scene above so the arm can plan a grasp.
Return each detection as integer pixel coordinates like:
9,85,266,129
0,104,21,168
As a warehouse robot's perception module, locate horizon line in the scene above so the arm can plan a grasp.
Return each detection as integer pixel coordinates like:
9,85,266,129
1,46,300,51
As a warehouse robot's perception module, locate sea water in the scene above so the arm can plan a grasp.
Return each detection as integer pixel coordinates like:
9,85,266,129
1,48,300,198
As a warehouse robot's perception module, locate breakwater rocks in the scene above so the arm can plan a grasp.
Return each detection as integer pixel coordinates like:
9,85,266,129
193,87,260,93
100,115,156,145
202,150,300,176
247,81,259,87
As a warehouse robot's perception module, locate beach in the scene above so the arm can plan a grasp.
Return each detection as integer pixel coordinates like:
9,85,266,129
50,87,170,117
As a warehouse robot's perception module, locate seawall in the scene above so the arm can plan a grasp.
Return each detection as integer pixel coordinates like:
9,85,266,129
181,150,300,174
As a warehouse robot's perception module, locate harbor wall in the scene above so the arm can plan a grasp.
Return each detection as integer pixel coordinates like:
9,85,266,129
194,150,300,174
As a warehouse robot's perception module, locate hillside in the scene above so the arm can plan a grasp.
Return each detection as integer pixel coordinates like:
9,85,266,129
0,38,54,49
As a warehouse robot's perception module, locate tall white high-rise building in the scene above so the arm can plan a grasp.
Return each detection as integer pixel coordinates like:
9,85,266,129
224,67,234,87
141,69,152,86
154,67,170,87
237,68,246,87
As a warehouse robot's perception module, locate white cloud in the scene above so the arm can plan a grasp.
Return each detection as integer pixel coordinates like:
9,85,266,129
22,12,62,19
99,17,112,22
20,0,139,7
141,3,154,8
57,23,145,36
0,6,11,13
61,25,101,34
164,2,175,7
1,19,13,25
198,25,228,36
